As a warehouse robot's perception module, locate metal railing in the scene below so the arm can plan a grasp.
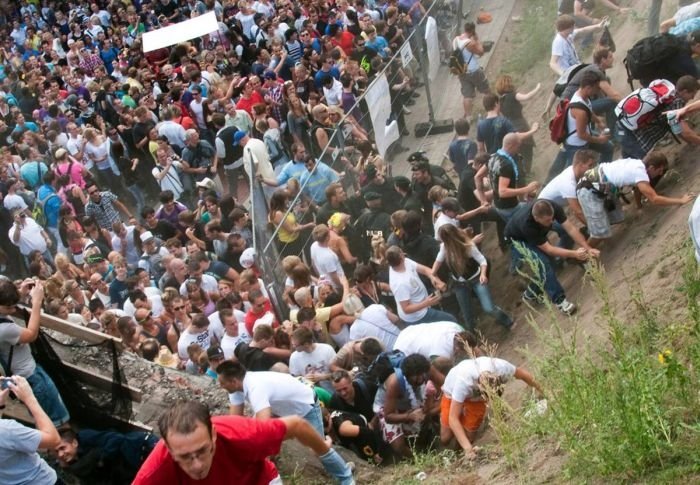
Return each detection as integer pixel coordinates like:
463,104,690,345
252,0,464,318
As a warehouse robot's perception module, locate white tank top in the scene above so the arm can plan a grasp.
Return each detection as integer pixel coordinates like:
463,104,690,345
453,36,480,73
565,92,592,146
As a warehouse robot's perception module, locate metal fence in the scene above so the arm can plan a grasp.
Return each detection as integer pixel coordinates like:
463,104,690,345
252,0,464,319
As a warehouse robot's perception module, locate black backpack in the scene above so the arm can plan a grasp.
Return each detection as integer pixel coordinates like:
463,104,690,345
623,33,688,89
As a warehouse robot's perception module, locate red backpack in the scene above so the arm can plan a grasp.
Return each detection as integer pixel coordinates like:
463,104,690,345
549,99,590,144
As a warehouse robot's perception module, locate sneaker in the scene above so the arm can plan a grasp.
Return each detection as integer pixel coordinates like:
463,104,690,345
556,299,577,315
402,106,412,114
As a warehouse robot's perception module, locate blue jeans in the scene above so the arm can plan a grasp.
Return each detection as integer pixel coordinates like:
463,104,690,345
126,184,146,217
305,403,355,484
617,123,647,159
303,401,326,437
27,365,70,426
591,98,618,138
410,307,458,325
511,242,566,305
453,280,513,330
552,221,574,250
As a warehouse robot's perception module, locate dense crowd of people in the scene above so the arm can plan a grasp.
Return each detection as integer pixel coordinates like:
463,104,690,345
1,0,700,483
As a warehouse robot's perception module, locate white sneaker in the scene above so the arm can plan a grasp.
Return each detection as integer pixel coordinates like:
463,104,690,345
402,105,412,114
556,299,576,315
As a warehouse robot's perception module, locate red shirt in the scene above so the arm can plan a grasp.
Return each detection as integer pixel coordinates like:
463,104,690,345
332,31,356,56
236,91,265,116
133,415,287,485
244,300,278,336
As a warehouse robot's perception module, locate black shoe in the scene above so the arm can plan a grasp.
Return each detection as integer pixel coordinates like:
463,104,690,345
411,92,421,98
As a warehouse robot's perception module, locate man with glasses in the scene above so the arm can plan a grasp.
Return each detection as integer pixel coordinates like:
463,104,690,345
0,279,70,426
134,400,355,484
349,35,377,77
329,369,377,421
84,181,132,230
314,54,341,88
299,155,340,205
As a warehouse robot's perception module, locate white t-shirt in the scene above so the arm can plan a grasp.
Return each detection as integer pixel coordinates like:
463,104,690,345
690,197,700,262
675,2,700,23
189,97,207,129
228,371,316,417
157,120,187,149
393,321,464,359
452,36,479,72
8,217,47,255
221,331,248,359
289,343,337,377
123,287,164,317
3,193,27,212
442,357,516,403
600,159,649,187
390,258,429,323
152,162,185,201
539,165,577,205
433,213,459,242
242,138,274,181
310,242,345,290
179,274,218,296
551,32,579,72
348,304,401,351
111,225,140,267
177,327,211,360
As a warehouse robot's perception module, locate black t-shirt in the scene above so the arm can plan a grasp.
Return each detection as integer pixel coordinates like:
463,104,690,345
458,165,480,212
148,219,178,242
504,200,567,246
330,410,386,464
350,47,378,76
328,380,377,421
234,343,280,371
488,152,520,209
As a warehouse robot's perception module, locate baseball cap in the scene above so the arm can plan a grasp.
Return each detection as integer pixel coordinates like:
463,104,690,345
140,231,155,243
408,151,429,163
233,131,247,146
207,346,225,361
411,160,430,172
393,175,411,188
263,71,277,80
196,177,216,190
363,191,382,202
240,248,256,268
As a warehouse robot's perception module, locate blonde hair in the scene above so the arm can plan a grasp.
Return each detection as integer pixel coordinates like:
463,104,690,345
428,185,449,203
439,224,475,277
282,256,303,274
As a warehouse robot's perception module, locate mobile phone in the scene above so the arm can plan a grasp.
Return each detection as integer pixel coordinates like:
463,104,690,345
0,377,13,390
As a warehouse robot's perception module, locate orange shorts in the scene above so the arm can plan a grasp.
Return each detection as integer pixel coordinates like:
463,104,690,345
440,394,487,432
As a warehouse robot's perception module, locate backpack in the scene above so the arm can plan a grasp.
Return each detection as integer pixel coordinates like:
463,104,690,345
448,48,467,75
624,33,687,89
614,79,676,131
549,99,590,144
33,191,59,226
552,63,590,97
366,349,406,386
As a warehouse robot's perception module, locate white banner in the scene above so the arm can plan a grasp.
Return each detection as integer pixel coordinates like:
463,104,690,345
364,73,400,158
400,43,414,68
142,11,219,52
424,17,440,82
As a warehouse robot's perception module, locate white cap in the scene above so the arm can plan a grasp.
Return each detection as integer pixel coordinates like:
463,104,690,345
240,248,256,268
140,231,155,243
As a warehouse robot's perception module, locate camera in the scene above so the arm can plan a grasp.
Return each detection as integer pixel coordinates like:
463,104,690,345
0,377,13,390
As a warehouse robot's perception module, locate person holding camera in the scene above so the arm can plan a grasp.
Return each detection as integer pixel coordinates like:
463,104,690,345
0,279,70,428
0,374,62,485
9,209,54,272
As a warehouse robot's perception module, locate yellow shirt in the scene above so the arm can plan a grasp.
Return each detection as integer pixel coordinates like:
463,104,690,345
277,212,299,244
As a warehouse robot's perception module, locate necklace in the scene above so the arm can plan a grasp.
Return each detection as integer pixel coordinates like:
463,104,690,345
359,282,379,304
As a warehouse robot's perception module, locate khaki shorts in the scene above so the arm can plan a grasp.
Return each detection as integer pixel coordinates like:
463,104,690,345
459,68,490,98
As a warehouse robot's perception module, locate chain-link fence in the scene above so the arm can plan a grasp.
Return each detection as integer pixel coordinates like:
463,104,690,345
252,0,465,318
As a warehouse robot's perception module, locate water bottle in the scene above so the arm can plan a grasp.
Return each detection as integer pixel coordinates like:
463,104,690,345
667,112,683,135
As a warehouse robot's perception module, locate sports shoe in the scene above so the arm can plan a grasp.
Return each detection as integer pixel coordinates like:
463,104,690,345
556,299,576,316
